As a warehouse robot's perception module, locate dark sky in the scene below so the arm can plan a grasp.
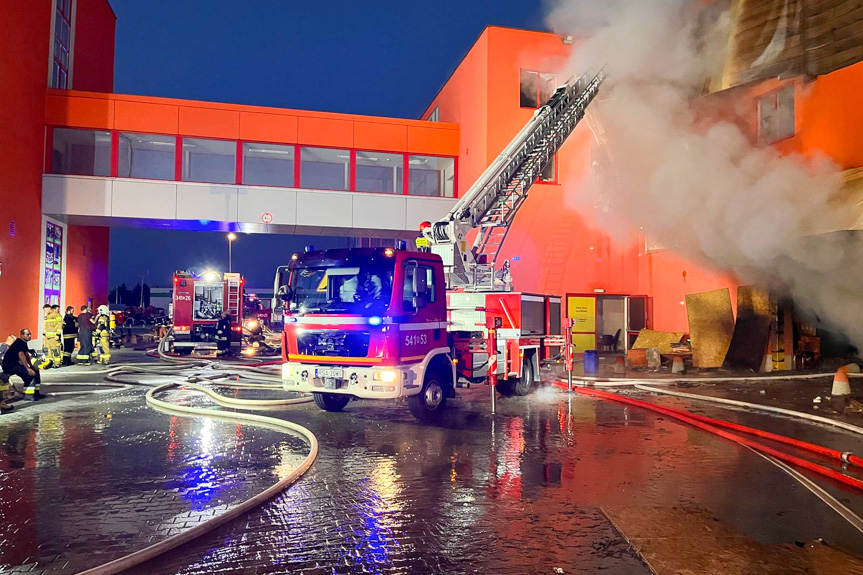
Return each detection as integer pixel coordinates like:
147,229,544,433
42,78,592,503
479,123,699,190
107,0,546,288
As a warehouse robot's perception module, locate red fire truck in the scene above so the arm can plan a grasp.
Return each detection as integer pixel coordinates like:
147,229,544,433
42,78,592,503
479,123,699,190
171,270,244,354
278,71,604,420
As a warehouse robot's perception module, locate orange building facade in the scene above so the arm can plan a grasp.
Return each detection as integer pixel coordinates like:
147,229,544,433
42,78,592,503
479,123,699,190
4,6,863,347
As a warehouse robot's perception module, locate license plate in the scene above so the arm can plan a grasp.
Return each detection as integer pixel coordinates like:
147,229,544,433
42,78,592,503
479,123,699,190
318,368,344,379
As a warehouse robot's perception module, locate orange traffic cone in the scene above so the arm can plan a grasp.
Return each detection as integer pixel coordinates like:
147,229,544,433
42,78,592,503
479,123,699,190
613,355,626,375
672,355,685,374
832,366,851,397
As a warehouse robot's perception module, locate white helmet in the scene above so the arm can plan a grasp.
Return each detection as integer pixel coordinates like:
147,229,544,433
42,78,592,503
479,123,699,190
97,305,109,315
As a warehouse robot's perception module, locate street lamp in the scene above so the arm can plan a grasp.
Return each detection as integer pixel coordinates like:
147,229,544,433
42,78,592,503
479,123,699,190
227,233,237,272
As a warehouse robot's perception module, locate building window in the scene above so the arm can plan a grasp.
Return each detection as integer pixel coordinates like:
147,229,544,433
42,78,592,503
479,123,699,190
51,128,111,176
409,156,454,197
520,70,556,109
118,133,176,180
51,0,73,89
44,221,63,306
182,138,236,184
356,151,403,194
757,85,795,145
243,143,295,187
300,147,349,191
427,107,440,122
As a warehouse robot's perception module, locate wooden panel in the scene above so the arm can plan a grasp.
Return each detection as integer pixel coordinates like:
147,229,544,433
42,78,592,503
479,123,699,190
354,121,407,152
114,100,179,134
45,94,114,129
686,288,735,368
631,330,684,354
178,106,240,139
297,116,353,148
724,285,772,371
407,125,459,156
239,112,298,144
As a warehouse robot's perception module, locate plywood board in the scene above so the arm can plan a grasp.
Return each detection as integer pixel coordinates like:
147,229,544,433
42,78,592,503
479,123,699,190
631,330,684,355
686,288,735,368
724,285,772,371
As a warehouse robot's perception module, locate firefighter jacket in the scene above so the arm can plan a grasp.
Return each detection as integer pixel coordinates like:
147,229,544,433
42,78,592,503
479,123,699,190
43,311,63,339
95,313,111,335
63,313,78,335
215,316,231,341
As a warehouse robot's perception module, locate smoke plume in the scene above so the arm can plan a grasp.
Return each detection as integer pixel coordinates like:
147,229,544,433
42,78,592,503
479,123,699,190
546,0,863,349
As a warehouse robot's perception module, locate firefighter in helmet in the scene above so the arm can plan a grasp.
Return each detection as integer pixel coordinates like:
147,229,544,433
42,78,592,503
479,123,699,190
42,304,63,368
92,305,112,365
215,310,232,356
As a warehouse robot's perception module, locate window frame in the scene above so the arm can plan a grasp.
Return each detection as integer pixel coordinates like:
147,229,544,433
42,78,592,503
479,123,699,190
520,69,556,110
180,137,238,185
50,0,74,89
402,261,436,313
756,84,796,146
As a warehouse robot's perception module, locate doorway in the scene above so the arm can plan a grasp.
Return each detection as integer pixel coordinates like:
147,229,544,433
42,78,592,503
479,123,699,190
566,293,649,353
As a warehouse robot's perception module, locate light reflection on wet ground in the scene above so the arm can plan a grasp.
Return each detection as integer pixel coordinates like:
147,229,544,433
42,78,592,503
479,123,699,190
0,387,308,574
140,382,863,574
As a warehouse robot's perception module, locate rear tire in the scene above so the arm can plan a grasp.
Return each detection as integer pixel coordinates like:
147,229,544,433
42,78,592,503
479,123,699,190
313,392,351,412
408,370,449,422
498,356,534,396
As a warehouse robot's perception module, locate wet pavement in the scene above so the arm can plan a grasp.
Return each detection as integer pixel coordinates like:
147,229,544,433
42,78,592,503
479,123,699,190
2,353,863,574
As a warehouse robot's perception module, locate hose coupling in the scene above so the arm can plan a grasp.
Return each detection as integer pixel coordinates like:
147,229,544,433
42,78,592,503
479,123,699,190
841,451,854,463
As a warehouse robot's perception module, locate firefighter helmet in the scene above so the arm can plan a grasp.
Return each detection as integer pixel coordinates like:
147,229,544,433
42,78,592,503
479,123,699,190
97,305,109,315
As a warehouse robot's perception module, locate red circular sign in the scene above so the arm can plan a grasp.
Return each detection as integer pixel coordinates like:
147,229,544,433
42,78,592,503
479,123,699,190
261,212,273,224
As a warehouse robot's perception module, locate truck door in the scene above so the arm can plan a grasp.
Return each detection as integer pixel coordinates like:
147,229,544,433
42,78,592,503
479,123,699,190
398,260,446,362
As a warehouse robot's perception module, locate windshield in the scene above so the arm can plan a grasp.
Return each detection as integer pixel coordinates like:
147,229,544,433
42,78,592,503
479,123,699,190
289,262,394,314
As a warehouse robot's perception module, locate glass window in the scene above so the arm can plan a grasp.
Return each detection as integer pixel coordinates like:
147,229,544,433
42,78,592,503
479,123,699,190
520,70,538,108
50,0,73,89
118,133,175,180
51,128,111,176
540,73,556,105
43,221,63,306
408,156,455,197
757,85,795,145
182,138,236,184
300,147,349,191
243,143,295,187
427,107,440,122
356,151,403,194
402,263,435,312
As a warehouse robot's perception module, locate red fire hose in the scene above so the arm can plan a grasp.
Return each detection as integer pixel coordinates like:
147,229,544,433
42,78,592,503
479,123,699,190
568,385,863,492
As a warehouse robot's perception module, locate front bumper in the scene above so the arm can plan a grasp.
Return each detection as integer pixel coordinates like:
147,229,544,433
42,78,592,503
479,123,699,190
282,362,422,399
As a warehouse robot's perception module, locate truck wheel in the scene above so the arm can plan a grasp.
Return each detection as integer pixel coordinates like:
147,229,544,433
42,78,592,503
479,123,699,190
313,392,350,412
408,371,448,422
498,357,534,396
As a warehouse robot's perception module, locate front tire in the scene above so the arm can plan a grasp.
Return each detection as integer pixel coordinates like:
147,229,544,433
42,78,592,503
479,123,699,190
408,371,448,422
313,392,351,412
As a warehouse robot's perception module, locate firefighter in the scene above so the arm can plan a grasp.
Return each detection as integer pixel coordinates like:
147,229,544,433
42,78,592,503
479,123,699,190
76,305,95,365
215,310,232,356
1,329,45,401
62,306,77,366
43,304,63,368
92,305,112,365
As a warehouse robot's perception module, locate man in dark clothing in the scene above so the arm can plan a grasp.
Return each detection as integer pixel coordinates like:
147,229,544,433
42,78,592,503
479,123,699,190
1,329,45,401
62,306,78,366
76,305,94,365
215,310,232,356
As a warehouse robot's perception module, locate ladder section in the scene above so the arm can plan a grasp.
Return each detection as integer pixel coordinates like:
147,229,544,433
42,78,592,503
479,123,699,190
224,273,242,322
472,70,605,267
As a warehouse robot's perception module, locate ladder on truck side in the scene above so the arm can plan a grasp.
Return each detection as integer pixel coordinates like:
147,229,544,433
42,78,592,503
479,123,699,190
224,273,242,326
424,69,606,291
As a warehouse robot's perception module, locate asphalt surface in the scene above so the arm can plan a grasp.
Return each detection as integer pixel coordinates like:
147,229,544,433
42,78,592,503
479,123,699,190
2,352,863,574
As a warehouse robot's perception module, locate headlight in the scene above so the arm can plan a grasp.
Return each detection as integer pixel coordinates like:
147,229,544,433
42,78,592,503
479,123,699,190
374,370,397,383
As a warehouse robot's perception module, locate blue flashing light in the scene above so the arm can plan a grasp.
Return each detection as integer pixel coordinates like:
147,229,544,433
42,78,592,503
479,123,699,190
368,316,383,326
286,317,298,323
512,256,521,261
198,219,210,225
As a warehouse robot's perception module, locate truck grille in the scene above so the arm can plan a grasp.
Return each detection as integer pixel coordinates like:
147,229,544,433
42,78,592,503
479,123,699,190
297,331,370,358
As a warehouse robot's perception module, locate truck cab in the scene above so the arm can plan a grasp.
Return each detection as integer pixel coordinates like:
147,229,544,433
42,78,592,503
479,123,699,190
280,246,456,420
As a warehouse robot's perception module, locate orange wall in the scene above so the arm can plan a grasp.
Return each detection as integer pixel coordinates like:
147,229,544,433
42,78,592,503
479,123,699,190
0,2,52,336
65,225,110,309
45,90,460,157
72,0,116,93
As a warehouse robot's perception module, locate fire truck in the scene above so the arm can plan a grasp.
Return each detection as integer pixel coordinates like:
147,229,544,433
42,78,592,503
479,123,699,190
171,270,244,354
279,70,605,420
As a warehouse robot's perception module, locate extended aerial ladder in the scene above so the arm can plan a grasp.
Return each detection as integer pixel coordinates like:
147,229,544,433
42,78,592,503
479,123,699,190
423,69,606,291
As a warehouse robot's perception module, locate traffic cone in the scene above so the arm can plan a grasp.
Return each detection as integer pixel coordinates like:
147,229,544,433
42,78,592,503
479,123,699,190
613,355,626,375
672,355,685,374
832,366,851,397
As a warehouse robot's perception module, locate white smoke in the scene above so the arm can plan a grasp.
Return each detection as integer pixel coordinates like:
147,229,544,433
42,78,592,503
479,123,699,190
546,0,863,349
